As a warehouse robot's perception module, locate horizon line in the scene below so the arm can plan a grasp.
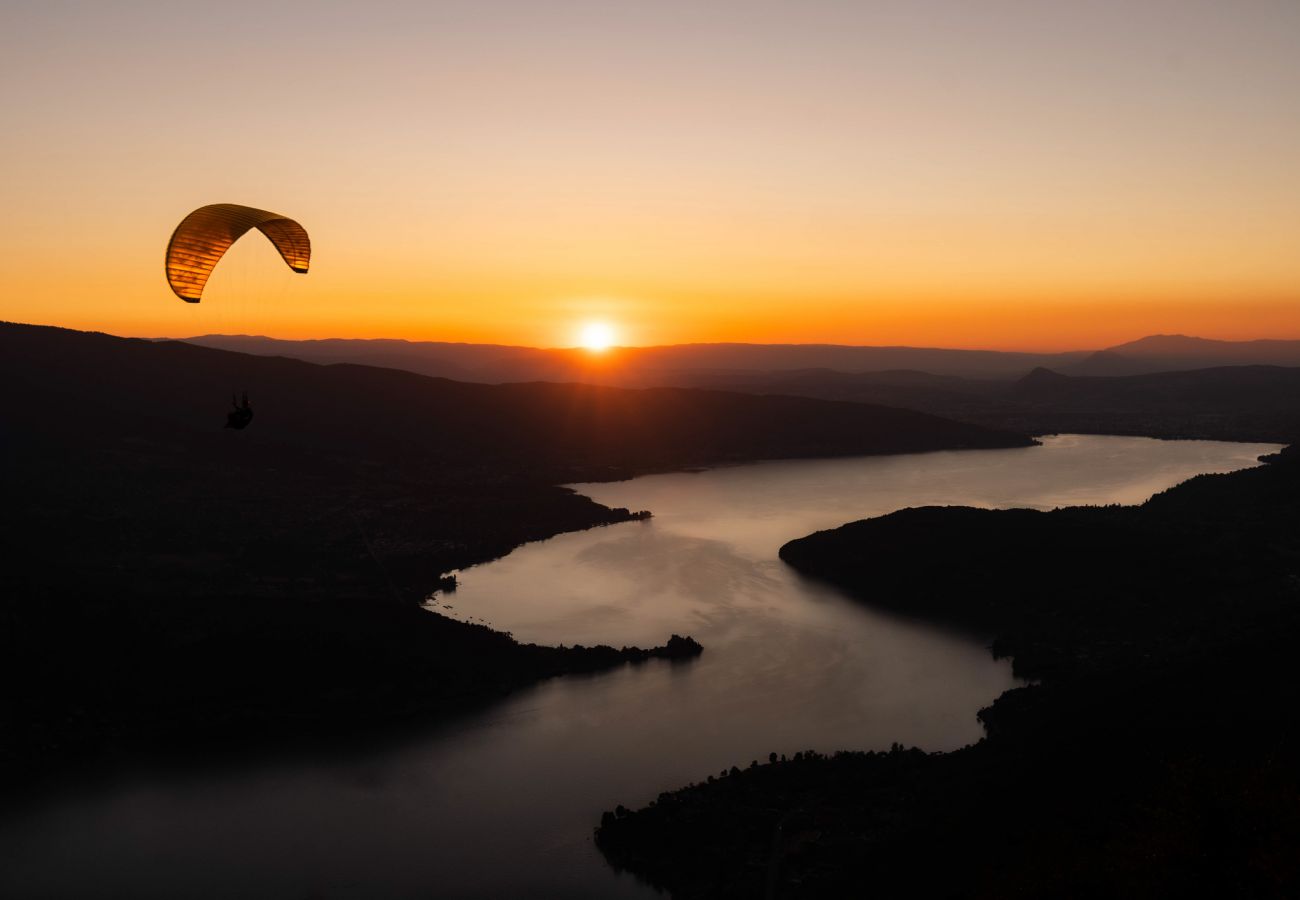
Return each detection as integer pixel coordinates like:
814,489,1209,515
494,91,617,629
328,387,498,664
12,319,1300,357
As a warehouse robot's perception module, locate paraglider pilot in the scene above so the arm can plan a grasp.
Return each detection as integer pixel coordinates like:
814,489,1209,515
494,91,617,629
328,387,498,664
163,204,307,431
225,391,254,430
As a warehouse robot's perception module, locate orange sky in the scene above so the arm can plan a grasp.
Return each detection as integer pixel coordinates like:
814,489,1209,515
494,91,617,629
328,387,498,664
3,1,1299,351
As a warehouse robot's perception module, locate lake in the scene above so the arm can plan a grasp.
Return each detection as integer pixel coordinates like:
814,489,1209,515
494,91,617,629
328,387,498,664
0,435,1279,899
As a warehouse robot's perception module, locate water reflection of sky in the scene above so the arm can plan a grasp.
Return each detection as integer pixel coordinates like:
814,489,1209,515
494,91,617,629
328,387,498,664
442,434,1277,649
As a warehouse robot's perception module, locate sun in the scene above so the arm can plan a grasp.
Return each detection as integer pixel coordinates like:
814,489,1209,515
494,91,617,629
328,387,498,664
578,321,617,352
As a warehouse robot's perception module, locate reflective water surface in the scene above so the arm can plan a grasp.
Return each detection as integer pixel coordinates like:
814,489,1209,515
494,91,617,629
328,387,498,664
0,436,1278,898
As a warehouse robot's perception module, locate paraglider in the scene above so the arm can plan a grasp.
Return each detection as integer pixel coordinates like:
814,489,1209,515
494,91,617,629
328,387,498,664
166,203,309,428
165,203,310,303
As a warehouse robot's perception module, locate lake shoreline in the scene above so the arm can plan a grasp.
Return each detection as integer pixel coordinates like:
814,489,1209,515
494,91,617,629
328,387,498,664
2,628,704,799
597,443,1300,897
3,433,1279,898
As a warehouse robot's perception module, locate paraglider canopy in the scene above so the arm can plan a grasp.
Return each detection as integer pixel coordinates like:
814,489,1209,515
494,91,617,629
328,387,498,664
165,203,310,303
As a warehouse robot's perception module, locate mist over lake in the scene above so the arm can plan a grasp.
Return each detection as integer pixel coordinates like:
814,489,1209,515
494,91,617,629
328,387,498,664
0,434,1277,900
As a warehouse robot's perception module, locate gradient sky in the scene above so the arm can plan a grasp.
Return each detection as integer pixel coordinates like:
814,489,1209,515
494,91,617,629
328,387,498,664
2,0,1298,349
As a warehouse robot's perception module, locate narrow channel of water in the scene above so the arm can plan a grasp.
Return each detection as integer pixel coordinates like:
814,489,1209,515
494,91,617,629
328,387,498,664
0,436,1277,899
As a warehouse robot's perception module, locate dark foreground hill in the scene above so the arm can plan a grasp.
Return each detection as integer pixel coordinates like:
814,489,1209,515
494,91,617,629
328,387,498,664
598,446,1300,898
0,322,1026,774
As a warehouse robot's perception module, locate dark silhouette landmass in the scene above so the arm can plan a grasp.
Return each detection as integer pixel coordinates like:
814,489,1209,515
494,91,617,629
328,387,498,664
185,332,1300,441
997,365,1300,440
0,322,1021,775
705,364,1300,442
597,445,1300,898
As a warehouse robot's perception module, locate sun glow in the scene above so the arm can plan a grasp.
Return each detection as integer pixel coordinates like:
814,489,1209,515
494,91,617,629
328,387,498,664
578,321,617,352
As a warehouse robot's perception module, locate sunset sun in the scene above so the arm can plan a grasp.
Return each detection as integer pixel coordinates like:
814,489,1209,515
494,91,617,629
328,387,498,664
578,321,616,352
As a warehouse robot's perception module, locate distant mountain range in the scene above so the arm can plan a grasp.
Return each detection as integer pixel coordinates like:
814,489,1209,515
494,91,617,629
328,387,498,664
3,323,1031,475
177,331,1300,442
1073,335,1300,376
182,333,1300,383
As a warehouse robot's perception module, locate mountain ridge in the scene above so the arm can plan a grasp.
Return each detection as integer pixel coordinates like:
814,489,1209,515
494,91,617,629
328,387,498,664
175,330,1300,383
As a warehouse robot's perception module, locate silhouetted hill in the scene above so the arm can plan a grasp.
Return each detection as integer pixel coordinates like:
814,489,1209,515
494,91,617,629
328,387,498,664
1013,363,1300,409
6,323,1031,471
1066,348,1135,374
0,321,1028,773
178,332,1300,442
673,363,1300,442
999,364,1300,441
599,447,1300,898
1014,365,1072,389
